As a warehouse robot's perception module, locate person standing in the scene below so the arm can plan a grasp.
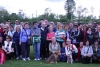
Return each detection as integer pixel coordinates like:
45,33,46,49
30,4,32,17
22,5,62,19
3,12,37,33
20,22,31,61
1,25,9,42
47,26,55,57
14,19,21,31
55,24,66,48
8,25,15,38
32,22,41,60
13,26,21,60
86,27,94,45
40,22,48,59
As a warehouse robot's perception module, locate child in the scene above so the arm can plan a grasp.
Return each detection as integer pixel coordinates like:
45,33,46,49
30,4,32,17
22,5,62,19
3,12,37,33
59,42,67,62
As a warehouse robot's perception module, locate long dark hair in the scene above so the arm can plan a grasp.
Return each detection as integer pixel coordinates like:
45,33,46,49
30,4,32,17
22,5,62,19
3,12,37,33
6,35,12,41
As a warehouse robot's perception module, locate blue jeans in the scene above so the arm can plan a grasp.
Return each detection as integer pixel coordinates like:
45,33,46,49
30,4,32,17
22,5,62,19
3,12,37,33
59,55,67,62
15,42,21,57
33,42,40,59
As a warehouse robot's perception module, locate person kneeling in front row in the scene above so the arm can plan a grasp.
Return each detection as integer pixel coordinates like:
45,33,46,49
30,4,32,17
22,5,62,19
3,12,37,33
65,39,78,63
46,37,60,63
92,40,100,63
59,42,67,62
2,35,14,60
81,40,93,64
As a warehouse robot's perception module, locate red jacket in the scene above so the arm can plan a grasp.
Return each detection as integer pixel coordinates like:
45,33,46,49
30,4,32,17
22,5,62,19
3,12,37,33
78,46,83,60
0,49,6,64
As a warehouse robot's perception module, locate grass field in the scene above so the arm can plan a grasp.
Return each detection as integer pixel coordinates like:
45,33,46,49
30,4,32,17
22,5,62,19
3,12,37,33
0,47,100,67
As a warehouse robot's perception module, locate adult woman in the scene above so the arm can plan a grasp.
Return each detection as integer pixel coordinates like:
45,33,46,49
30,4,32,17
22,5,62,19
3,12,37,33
86,27,94,45
55,24,66,48
46,37,60,63
64,24,70,41
47,25,55,57
92,40,100,63
13,26,21,60
81,40,93,64
1,25,9,42
2,35,14,60
70,25,81,48
20,22,31,61
0,36,6,64
82,25,87,43
49,22,56,32
8,25,15,38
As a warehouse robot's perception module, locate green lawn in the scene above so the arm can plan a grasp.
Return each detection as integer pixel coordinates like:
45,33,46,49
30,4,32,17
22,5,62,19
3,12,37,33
0,47,100,67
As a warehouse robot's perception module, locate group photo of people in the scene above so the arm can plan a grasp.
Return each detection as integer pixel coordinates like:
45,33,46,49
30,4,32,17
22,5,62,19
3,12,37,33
0,19,100,65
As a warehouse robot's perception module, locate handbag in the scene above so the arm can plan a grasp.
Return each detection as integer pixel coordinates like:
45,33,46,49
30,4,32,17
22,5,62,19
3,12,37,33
24,28,31,45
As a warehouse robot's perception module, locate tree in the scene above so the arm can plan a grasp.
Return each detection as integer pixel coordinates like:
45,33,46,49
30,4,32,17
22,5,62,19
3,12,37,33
18,9,25,19
64,0,76,22
76,6,88,22
0,6,9,22
44,8,51,19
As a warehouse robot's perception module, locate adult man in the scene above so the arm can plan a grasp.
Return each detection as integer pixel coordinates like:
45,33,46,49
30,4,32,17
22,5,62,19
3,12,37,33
65,39,78,63
38,19,44,28
31,22,41,60
40,22,48,59
14,19,21,31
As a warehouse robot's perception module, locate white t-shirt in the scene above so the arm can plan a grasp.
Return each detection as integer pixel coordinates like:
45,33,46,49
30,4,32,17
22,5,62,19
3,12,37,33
4,41,14,52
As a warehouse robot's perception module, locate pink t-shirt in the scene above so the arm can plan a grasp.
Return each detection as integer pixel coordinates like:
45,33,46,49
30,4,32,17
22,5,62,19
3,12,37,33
47,32,55,39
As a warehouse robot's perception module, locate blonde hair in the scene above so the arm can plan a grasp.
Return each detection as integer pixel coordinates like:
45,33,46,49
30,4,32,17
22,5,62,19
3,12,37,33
57,24,64,30
16,26,21,32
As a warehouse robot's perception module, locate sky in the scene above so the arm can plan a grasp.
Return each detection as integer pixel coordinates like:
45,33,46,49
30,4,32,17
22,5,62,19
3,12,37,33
0,0,100,18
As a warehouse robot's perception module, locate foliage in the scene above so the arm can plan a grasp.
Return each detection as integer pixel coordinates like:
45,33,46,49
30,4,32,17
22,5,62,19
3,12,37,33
64,0,76,22
0,4,100,24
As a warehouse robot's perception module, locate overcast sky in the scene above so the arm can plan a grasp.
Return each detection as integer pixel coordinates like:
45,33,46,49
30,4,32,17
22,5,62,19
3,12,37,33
0,0,100,18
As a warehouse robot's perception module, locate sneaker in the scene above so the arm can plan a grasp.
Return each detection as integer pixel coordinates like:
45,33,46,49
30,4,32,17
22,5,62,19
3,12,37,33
44,58,47,60
55,61,57,63
16,57,19,60
20,55,22,59
26,57,30,61
40,58,42,60
22,58,26,61
37,59,40,61
34,59,37,61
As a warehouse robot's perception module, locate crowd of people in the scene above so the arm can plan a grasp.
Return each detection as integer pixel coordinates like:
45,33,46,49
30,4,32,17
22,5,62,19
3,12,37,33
0,19,100,64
